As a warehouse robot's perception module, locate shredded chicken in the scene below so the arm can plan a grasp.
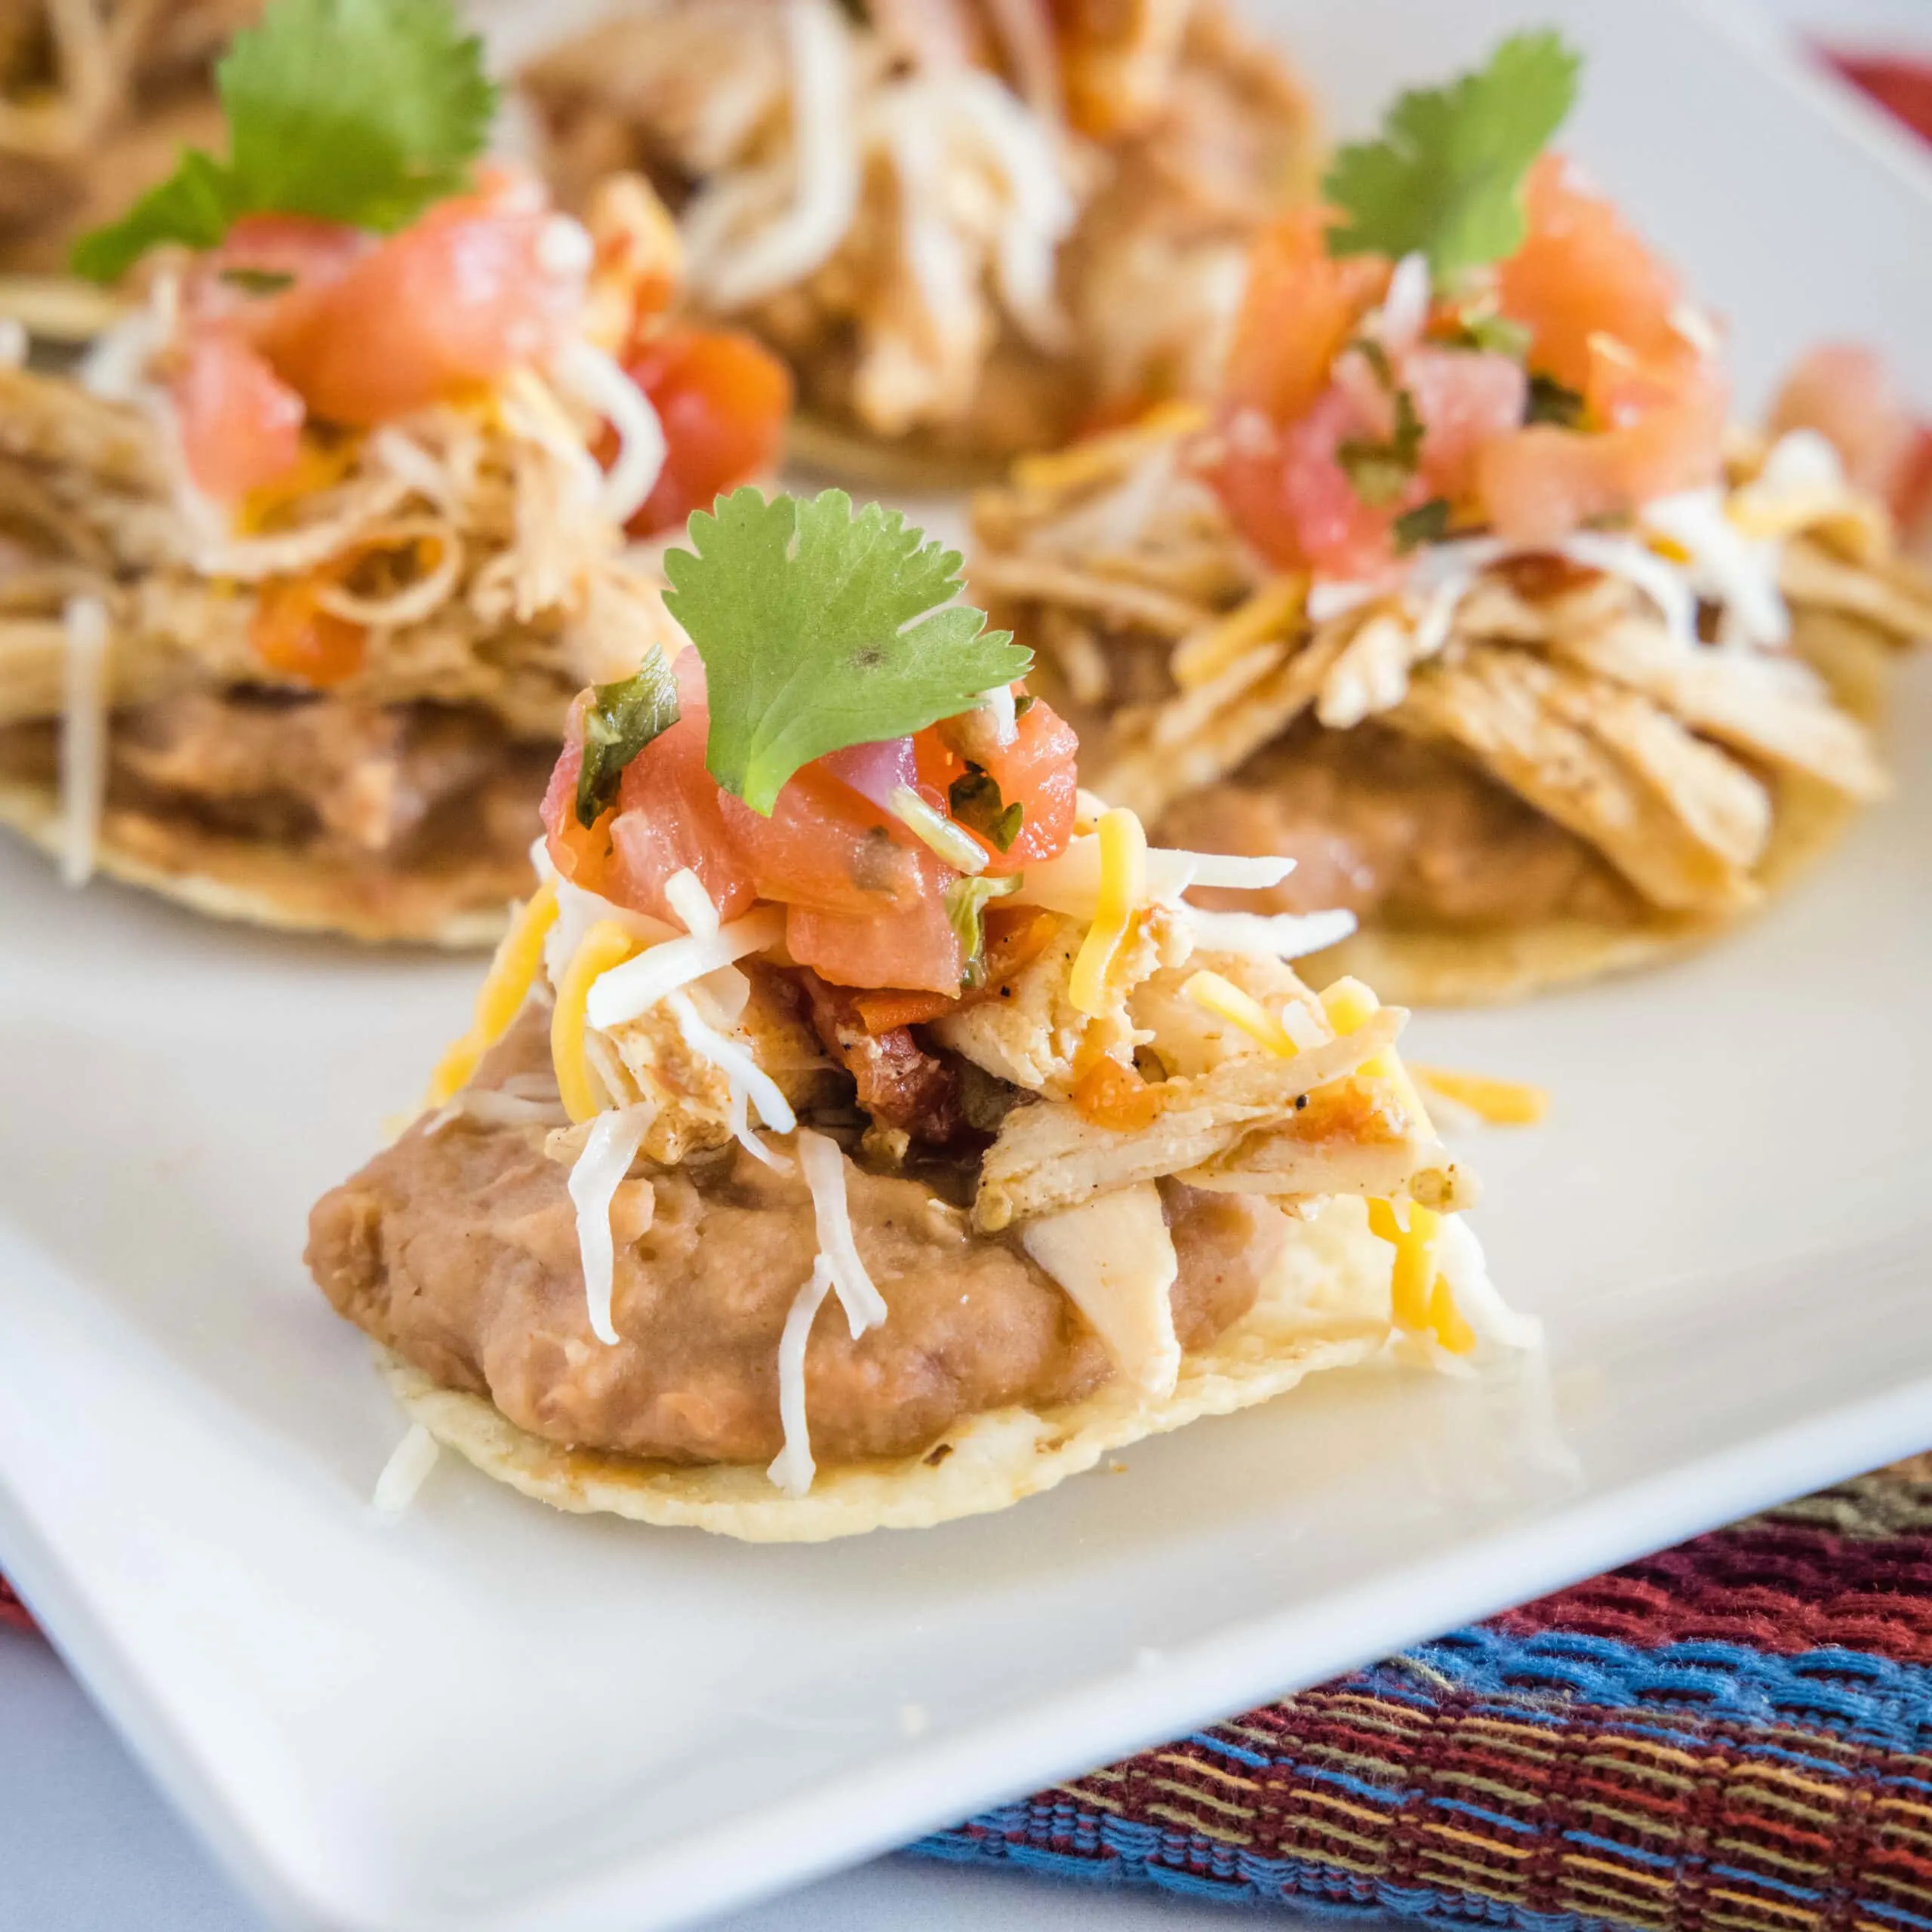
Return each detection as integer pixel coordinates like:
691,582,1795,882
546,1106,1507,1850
970,408,1931,924
932,906,1188,1098
0,0,254,271
974,1004,1429,1229
521,0,1317,456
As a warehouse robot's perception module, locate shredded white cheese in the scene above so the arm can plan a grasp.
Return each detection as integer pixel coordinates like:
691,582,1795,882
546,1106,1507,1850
796,1128,887,1336
568,1103,656,1345
1187,906,1358,960
1629,496,1782,648
371,1423,441,1515
766,1256,835,1497
58,594,109,888
690,0,860,311
586,906,786,1029
1435,1215,1542,1352
663,866,721,940
977,685,1019,747
551,337,666,528
667,988,797,1140
1018,836,1292,918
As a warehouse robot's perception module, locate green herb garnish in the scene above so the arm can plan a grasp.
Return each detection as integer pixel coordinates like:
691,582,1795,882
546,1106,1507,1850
574,651,681,828
663,488,1031,817
948,767,1023,854
1526,372,1587,428
1323,31,1581,288
72,0,497,283
1392,498,1452,553
1337,388,1424,506
1444,307,1534,359
1349,337,1396,389
946,873,1023,986
217,266,297,295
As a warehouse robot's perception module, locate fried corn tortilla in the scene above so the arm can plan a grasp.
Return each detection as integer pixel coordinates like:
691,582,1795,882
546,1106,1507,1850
377,1195,1396,1542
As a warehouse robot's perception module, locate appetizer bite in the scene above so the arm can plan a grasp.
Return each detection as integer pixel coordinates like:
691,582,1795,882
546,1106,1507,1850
520,0,1318,483
970,35,1932,1004
0,0,251,273
0,0,791,943
307,490,1530,1542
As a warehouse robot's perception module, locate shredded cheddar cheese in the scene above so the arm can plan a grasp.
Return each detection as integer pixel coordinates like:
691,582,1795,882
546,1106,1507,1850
423,883,559,1107
1011,400,1208,496
1322,977,1470,1350
1181,969,1300,1059
552,918,642,1123
1068,807,1146,1017
1409,1064,1550,1126
1171,575,1308,690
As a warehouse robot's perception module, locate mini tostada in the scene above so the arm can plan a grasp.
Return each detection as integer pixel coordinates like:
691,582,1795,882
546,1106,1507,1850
307,488,1532,1540
968,36,1932,1004
0,0,792,943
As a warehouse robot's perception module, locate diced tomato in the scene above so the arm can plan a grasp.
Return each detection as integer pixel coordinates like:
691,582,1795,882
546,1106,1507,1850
249,569,365,688
1477,345,1726,544
252,173,581,426
1222,209,1387,427
608,709,758,924
189,215,368,327
1405,346,1528,501
173,332,306,500
1497,154,1684,394
623,325,792,537
720,761,929,915
1769,343,1919,500
785,848,963,995
914,694,1079,875
1072,1053,1168,1131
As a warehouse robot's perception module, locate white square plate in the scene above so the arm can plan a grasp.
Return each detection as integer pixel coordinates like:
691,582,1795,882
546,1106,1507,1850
4,3,1931,1927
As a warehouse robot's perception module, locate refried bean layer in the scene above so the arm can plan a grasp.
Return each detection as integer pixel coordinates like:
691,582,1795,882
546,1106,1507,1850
306,1011,1282,1466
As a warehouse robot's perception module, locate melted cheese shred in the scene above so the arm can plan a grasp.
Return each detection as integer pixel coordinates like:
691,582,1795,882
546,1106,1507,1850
425,884,561,1107
1409,1065,1551,1127
796,1128,887,1335
58,594,109,888
1320,977,1469,1354
767,1255,836,1497
1067,807,1147,1016
1181,970,1301,1059
552,921,644,1121
568,1103,656,1345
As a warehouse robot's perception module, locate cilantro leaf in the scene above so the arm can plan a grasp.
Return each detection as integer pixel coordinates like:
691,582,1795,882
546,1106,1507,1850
1324,31,1582,287
72,150,238,283
72,0,495,282
1392,498,1452,553
663,488,1032,817
1444,306,1534,359
1526,371,1586,428
948,768,1023,853
574,651,681,828
946,873,1023,986
1337,389,1423,506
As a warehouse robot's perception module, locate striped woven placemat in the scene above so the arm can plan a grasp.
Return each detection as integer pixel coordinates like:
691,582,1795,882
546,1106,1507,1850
914,1454,1932,1930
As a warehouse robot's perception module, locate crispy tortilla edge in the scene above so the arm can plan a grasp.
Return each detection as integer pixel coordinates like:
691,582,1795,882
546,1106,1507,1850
0,772,518,948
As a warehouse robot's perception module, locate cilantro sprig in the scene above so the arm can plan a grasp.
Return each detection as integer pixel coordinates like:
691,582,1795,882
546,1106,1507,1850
1337,389,1423,506
574,652,681,828
72,0,497,284
663,489,1031,817
1324,31,1581,288
948,768,1023,853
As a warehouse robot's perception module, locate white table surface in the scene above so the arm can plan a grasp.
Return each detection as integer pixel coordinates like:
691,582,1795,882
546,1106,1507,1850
12,5,1930,1930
